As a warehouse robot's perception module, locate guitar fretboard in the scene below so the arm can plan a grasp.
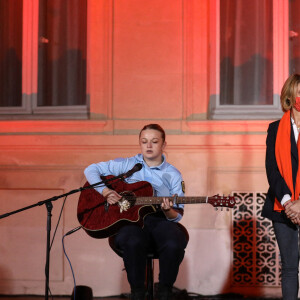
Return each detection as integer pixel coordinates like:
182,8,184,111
135,196,208,205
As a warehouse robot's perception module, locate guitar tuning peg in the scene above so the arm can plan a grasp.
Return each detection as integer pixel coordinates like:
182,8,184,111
215,208,218,211
226,208,229,211
221,207,223,211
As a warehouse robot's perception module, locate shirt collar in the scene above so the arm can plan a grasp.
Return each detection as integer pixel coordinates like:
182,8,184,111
136,153,167,170
291,116,298,130
291,116,296,126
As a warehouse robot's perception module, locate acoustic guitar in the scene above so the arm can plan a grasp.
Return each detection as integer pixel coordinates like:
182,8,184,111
77,175,236,239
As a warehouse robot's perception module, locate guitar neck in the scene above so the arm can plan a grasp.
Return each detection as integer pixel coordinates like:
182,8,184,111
135,196,208,205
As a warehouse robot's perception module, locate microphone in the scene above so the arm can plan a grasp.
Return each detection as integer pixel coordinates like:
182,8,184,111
121,163,143,179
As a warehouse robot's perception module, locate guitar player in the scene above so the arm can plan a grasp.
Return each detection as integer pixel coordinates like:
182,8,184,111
84,124,188,300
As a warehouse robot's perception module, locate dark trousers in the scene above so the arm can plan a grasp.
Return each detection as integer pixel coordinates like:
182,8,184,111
114,214,188,289
273,221,299,300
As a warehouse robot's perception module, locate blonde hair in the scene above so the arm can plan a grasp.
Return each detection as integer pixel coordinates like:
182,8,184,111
281,73,300,112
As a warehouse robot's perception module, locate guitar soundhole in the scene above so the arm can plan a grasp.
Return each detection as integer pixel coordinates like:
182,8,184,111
120,191,136,206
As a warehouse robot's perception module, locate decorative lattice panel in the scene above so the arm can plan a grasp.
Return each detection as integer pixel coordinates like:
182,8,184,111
232,192,280,286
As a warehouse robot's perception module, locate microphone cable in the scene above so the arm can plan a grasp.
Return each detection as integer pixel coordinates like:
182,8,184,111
46,194,82,300
62,225,82,300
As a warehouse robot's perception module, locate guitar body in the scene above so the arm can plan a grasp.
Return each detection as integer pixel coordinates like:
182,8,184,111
77,176,156,239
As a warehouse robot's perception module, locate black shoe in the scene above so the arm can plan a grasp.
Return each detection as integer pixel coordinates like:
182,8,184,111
131,287,146,300
158,284,173,300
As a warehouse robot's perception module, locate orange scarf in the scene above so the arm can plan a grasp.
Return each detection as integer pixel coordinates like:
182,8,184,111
274,110,300,211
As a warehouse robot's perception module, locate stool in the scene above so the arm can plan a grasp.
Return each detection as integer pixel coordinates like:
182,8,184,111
108,223,189,300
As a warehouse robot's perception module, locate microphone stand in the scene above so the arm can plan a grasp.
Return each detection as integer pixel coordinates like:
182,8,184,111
0,175,124,300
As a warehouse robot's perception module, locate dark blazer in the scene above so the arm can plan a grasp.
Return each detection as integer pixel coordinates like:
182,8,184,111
262,119,298,224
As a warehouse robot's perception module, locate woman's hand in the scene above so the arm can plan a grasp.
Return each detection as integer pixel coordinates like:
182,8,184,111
102,187,122,205
161,197,173,211
161,197,178,219
284,199,300,224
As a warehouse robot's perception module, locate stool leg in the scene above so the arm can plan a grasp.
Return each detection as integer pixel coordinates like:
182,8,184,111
146,258,154,300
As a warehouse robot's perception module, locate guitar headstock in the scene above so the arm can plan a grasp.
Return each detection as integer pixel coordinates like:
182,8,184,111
207,194,236,209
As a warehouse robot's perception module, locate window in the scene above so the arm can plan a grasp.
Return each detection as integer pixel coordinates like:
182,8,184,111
0,0,22,108
289,0,300,74
0,0,88,119
210,0,288,120
220,0,273,106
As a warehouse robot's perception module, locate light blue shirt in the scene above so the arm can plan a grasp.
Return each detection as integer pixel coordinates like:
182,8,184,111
84,154,184,222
